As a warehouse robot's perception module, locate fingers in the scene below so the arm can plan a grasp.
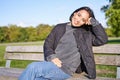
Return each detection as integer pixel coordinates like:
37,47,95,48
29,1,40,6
85,17,92,25
51,58,62,67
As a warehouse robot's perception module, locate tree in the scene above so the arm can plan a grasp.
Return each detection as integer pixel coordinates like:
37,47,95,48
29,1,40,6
0,24,53,43
26,26,37,41
101,0,120,37
7,25,21,42
36,24,53,40
0,26,8,42
18,27,29,42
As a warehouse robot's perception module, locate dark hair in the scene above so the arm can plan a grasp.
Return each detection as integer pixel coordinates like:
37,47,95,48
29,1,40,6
69,6,95,21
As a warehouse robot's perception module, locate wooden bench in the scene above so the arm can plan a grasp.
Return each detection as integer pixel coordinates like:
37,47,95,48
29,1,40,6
0,44,120,80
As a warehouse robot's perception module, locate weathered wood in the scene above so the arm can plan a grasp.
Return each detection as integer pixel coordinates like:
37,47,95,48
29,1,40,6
67,73,117,80
4,53,44,61
1,44,120,79
0,76,17,80
117,67,120,78
5,60,11,68
4,53,44,68
6,46,43,52
94,55,120,66
6,44,120,54
93,44,120,54
4,52,120,66
0,67,23,77
0,67,23,80
68,77,119,80
5,44,120,66
0,68,117,80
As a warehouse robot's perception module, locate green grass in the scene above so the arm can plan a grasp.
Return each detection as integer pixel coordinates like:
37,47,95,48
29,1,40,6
108,37,120,44
0,46,6,67
96,65,116,78
11,60,33,68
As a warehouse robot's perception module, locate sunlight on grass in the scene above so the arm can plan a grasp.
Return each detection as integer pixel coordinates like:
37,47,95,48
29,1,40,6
108,37,120,44
96,65,116,78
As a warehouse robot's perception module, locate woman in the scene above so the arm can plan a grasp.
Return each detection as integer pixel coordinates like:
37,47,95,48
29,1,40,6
19,6,108,80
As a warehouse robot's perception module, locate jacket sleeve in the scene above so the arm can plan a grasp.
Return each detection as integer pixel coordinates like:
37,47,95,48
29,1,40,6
43,25,58,61
91,24,108,46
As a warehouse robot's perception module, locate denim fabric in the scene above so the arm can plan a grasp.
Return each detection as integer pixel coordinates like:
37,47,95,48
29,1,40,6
18,61,71,80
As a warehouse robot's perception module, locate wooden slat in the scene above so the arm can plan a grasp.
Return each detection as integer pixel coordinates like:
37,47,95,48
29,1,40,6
67,73,116,80
0,67,23,77
94,55,120,66
6,44,120,54
4,44,120,66
4,53,44,61
93,44,120,54
2,44,120,79
6,46,43,52
96,69,115,74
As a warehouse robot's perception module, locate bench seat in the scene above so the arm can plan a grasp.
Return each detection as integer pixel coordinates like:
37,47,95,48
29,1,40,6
0,67,117,80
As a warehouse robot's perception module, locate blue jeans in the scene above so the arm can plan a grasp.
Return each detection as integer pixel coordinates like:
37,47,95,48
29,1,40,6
18,61,71,80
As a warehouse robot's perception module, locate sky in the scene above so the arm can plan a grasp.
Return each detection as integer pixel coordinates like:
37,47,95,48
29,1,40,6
0,0,109,27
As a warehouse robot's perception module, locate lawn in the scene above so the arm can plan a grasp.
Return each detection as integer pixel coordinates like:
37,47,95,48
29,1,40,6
108,37,120,44
0,38,120,78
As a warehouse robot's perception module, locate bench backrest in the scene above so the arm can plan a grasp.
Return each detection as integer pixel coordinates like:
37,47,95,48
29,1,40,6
5,44,120,66
4,44,120,78
5,46,44,61
93,44,120,66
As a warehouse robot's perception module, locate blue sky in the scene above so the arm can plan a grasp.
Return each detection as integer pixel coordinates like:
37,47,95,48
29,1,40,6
0,0,109,27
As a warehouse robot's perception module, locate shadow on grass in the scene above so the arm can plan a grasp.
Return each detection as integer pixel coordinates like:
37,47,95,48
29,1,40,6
108,39,120,44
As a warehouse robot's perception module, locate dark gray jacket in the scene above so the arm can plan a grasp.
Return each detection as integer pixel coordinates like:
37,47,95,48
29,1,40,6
44,22,108,79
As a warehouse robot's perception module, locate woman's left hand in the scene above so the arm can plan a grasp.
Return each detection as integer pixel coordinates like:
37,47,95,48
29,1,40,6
85,17,92,25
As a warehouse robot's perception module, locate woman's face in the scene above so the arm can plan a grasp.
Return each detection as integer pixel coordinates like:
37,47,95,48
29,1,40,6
71,10,90,27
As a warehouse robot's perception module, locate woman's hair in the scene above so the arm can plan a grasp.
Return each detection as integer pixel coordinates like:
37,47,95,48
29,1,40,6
69,6,95,21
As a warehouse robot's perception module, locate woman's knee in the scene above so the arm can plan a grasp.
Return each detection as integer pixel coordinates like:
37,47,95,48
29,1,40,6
27,61,48,69
27,62,40,69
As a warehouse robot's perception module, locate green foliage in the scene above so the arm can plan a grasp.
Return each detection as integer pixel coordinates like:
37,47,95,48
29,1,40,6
101,0,120,37
26,26,37,41
105,28,114,37
0,46,6,67
19,27,29,42
96,65,116,78
0,24,53,43
36,24,53,40
0,26,8,42
7,25,21,42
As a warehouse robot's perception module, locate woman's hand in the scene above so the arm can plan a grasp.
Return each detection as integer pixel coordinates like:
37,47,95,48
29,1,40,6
86,17,99,26
85,17,92,25
51,58,62,67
